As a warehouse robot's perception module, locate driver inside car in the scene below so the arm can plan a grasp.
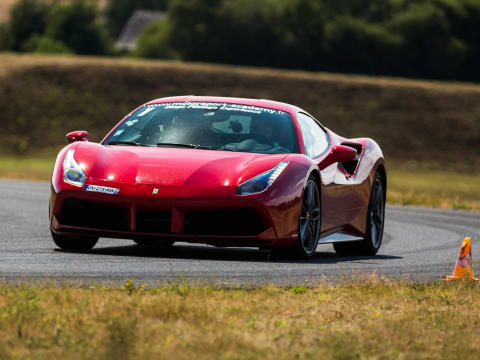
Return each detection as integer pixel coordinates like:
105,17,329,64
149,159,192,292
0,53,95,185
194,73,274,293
250,119,276,146
167,112,215,145
155,113,194,144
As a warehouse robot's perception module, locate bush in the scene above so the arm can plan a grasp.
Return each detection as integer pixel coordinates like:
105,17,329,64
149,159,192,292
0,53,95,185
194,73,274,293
4,0,480,81
134,20,178,59
8,0,49,51
0,24,12,51
435,0,480,80
218,0,305,67
1,0,109,55
133,0,480,81
46,1,108,55
21,35,73,54
388,1,467,79
165,0,298,67
325,16,402,75
164,0,225,63
321,0,400,22
281,0,328,70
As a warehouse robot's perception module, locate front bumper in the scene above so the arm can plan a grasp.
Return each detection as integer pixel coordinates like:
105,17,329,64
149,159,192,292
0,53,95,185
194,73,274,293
50,186,300,247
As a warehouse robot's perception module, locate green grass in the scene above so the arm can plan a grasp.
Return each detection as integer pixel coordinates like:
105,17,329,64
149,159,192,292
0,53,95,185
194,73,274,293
0,155,54,181
1,279,480,359
1,155,479,211
388,166,480,210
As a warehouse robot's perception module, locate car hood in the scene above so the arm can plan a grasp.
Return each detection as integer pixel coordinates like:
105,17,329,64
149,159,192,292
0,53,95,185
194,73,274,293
73,142,288,188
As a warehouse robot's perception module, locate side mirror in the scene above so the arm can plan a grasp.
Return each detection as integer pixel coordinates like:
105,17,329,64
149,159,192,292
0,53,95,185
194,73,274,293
319,145,357,169
66,131,89,144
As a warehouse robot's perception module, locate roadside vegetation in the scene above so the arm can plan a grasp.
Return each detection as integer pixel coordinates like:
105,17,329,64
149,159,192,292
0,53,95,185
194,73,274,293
0,154,55,181
1,278,479,359
2,0,480,82
135,0,480,82
388,166,480,210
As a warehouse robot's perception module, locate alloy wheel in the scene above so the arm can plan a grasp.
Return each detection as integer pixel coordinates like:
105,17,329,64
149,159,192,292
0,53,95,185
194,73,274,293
298,179,321,256
370,176,385,249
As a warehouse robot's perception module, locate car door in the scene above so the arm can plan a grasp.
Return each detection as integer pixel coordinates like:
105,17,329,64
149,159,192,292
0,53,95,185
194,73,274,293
296,112,348,232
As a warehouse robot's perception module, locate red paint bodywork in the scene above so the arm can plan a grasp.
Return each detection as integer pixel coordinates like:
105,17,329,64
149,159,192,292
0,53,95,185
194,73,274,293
50,96,386,247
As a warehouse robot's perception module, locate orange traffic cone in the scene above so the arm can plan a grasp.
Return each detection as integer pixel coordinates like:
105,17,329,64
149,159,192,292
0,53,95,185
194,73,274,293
446,237,479,282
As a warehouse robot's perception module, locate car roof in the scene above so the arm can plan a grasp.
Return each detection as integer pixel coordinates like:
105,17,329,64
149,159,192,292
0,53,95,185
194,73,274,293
146,96,303,115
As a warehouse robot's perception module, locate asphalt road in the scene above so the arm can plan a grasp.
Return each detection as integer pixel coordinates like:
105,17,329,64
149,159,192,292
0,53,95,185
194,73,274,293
1,179,479,285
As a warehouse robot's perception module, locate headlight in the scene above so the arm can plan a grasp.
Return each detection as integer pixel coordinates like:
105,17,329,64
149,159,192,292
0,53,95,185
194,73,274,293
237,161,289,195
63,149,86,187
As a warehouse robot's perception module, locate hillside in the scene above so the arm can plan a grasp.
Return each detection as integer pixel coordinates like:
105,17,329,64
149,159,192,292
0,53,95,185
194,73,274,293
1,53,479,167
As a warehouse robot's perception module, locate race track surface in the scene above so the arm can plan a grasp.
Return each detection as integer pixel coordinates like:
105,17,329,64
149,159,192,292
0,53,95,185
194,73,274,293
1,180,479,285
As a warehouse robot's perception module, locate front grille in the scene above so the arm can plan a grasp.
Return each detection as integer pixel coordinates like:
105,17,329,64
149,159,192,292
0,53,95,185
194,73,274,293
59,199,266,237
136,209,171,233
59,198,129,231
184,209,266,236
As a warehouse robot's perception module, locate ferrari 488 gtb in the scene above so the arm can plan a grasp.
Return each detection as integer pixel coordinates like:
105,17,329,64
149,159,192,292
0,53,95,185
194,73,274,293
50,96,386,258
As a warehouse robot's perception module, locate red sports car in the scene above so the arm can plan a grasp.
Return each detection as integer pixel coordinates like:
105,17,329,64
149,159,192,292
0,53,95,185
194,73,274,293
50,96,386,258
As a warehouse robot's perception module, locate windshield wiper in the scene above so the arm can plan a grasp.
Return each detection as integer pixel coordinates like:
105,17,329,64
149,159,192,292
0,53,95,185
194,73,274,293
194,145,237,152
156,143,236,151
107,141,150,146
156,143,198,148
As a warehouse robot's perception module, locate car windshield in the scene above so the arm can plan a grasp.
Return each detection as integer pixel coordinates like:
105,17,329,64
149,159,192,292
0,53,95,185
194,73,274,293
103,102,299,154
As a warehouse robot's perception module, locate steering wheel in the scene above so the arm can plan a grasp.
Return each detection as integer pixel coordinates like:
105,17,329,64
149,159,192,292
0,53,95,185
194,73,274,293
248,134,274,146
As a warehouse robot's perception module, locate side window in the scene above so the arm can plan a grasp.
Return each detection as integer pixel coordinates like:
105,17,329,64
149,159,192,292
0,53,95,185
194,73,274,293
297,113,329,158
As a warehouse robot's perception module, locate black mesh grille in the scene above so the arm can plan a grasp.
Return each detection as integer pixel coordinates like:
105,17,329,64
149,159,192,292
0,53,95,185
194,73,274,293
59,198,129,231
136,209,171,233
184,209,266,236
59,200,266,237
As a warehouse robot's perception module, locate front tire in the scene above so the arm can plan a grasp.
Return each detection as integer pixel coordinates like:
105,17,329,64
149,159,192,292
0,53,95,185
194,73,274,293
283,176,321,259
334,171,385,256
51,230,99,251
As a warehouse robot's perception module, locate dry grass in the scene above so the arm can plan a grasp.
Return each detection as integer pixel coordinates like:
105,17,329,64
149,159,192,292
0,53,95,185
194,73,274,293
2,53,480,93
0,53,480,94
1,278,480,359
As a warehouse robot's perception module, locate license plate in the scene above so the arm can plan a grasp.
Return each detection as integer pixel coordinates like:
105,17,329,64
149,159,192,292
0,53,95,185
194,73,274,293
83,185,120,195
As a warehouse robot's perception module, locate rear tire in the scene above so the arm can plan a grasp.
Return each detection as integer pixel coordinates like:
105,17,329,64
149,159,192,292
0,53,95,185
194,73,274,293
51,230,99,251
133,239,175,248
334,171,385,256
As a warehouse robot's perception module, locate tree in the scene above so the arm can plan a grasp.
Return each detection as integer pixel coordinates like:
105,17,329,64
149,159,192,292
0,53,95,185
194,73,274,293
165,0,224,62
8,0,49,51
46,0,108,55
282,0,328,70
134,20,178,59
388,1,466,79
435,0,480,80
325,16,402,75
0,24,12,50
